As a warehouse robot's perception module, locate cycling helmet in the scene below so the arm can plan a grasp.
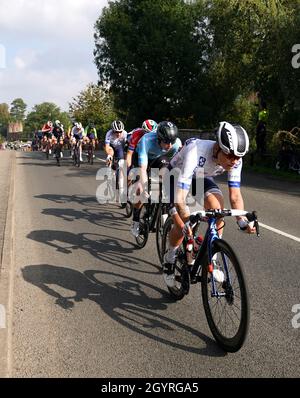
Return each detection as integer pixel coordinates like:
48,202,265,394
111,120,124,132
54,120,61,127
74,122,82,129
217,121,249,157
157,121,178,144
142,119,158,132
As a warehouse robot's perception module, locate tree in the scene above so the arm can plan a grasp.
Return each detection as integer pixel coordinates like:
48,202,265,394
202,0,300,130
0,103,10,136
94,0,206,127
93,0,300,132
10,98,27,122
24,102,71,134
69,83,116,137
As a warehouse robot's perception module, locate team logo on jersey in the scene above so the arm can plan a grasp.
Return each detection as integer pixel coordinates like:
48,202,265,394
198,156,206,167
186,138,197,146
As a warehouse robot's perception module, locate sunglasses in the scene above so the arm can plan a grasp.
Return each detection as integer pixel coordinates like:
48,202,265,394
226,153,241,161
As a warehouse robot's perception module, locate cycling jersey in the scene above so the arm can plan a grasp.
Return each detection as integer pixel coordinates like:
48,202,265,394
41,124,53,138
128,128,146,152
72,126,84,139
52,126,64,139
136,132,182,167
105,129,127,160
85,127,98,140
170,138,242,191
105,129,127,147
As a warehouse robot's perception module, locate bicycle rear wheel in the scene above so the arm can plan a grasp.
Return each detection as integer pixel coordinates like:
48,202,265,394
73,148,80,167
201,239,249,352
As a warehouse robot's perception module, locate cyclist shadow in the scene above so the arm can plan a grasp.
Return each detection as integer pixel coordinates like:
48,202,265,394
41,207,129,230
35,194,100,208
27,230,161,275
21,264,225,357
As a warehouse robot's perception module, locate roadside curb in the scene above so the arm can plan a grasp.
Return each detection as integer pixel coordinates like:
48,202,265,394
0,152,16,377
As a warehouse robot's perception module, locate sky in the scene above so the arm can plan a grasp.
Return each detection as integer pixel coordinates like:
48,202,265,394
0,0,109,113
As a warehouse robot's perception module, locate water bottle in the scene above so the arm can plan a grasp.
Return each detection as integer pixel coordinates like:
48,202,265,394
192,235,203,261
161,212,168,226
186,238,194,265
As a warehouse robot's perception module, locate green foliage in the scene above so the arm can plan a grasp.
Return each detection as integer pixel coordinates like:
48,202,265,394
93,0,300,134
24,102,71,133
94,0,206,126
0,103,10,136
69,83,117,138
10,98,27,122
222,95,257,138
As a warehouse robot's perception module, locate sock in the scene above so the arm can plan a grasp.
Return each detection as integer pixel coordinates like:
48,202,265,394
165,245,179,263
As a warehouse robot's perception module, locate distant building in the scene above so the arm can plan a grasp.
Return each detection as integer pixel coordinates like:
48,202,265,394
7,121,23,141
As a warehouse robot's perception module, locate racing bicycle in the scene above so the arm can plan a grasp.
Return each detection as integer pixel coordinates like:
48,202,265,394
161,209,259,352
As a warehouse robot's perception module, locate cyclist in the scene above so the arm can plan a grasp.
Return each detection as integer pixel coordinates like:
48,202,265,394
126,119,158,170
71,122,84,162
104,120,127,166
84,123,98,151
52,120,64,159
104,120,127,205
41,121,53,153
130,121,182,237
162,121,256,287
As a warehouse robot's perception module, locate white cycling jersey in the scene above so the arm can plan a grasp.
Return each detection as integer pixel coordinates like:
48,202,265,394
170,138,242,190
105,129,127,147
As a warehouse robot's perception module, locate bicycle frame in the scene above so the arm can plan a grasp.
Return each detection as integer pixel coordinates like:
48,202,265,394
189,217,231,298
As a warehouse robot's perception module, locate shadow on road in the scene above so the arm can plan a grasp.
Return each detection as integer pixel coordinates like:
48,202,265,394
35,194,100,208
41,207,129,231
27,230,160,275
22,264,225,357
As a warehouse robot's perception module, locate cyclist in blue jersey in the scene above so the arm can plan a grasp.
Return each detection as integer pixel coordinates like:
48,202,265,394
130,121,182,237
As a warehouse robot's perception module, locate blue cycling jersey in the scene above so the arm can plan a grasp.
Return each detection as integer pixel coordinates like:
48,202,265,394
136,132,182,167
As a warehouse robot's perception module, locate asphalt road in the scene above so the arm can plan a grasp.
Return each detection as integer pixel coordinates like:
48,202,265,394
1,150,300,377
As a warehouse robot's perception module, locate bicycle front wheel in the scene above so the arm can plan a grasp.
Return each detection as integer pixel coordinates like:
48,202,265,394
155,205,168,264
135,205,149,248
201,239,249,352
125,201,133,218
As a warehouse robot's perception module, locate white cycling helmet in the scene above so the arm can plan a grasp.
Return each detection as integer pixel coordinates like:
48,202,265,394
74,122,82,129
217,121,249,157
111,120,124,132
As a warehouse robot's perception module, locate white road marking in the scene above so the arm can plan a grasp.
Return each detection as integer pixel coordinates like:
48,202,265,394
0,305,6,329
260,223,300,243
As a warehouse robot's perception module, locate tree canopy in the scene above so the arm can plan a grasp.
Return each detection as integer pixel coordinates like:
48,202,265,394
94,0,300,133
24,102,71,133
69,83,116,137
10,98,27,122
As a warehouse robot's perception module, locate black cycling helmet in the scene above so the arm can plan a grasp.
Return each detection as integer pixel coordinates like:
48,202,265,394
157,121,178,144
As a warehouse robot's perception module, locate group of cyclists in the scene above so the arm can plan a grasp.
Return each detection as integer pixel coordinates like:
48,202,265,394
103,117,256,289
39,120,98,163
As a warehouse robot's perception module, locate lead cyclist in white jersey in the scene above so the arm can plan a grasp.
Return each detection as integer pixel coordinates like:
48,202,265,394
163,121,256,286
104,120,128,205
104,120,127,166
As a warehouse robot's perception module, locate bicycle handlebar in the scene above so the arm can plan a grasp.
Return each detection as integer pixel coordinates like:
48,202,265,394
189,209,260,237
